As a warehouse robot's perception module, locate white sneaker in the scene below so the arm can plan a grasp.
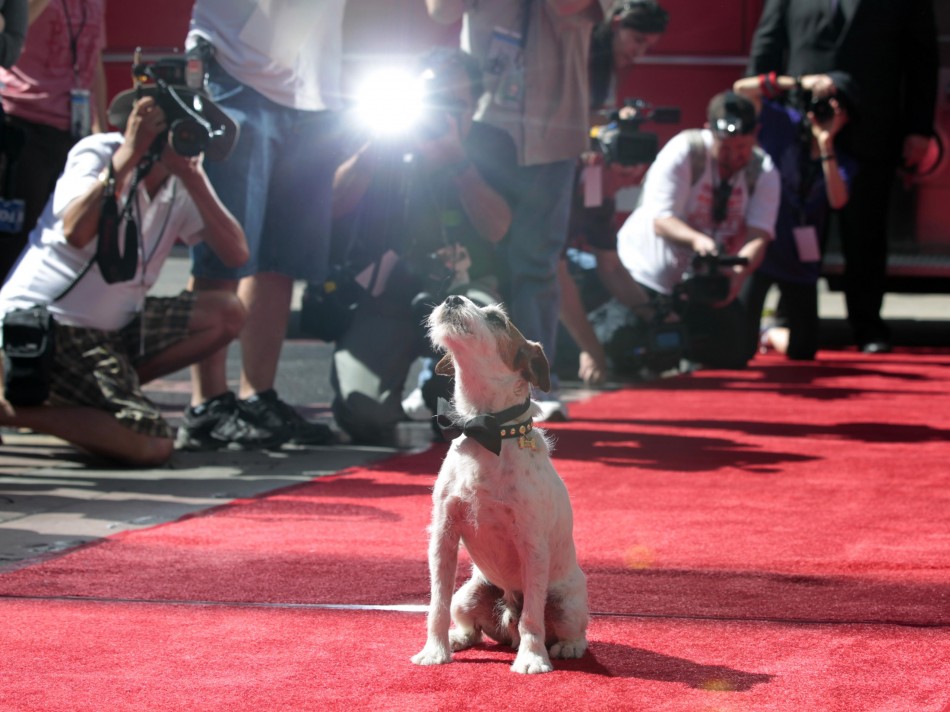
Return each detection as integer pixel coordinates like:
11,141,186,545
401,387,433,421
535,399,569,423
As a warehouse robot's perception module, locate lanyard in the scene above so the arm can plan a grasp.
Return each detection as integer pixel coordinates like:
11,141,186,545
59,0,87,81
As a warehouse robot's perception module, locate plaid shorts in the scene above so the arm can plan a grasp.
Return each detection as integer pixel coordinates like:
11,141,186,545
49,291,197,439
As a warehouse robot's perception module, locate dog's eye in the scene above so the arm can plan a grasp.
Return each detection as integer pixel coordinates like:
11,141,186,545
485,311,507,328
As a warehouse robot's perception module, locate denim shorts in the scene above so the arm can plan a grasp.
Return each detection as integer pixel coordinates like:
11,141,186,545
191,62,341,282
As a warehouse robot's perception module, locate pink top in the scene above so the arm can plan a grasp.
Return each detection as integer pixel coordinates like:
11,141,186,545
0,0,106,131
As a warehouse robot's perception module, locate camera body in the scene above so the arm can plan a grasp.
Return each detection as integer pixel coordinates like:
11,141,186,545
133,57,215,157
591,99,681,165
675,253,749,305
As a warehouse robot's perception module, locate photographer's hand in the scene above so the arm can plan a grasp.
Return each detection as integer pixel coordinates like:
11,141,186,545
61,97,169,249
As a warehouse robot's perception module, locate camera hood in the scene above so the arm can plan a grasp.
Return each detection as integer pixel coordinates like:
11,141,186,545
107,85,239,162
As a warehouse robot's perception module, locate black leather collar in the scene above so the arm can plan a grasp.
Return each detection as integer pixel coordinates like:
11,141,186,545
436,397,533,456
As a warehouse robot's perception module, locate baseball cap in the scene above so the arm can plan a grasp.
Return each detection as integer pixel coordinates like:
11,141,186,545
707,91,758,137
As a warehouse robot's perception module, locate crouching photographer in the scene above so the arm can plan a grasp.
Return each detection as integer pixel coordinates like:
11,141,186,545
614,90,781,370
314,48,510,446
0,57,248,466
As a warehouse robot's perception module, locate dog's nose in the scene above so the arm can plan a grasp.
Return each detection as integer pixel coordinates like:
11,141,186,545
445,295,464,307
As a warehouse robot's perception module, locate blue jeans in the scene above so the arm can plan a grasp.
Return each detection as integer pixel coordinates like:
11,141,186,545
191,61,339,282
499,160,576,396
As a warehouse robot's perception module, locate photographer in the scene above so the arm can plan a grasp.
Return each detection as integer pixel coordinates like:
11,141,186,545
324,48,511,446
559,0,669,386
615,90,781,369
734,72,857,361
0,78,247,466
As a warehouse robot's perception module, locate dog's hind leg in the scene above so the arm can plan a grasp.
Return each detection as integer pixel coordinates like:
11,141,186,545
450,570,513,651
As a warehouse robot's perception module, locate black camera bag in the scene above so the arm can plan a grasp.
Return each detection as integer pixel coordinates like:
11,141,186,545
2,305,56,406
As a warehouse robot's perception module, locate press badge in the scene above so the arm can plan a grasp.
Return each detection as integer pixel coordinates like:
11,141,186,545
486,27,525,109
0,199,25,233
69,88,92,138
793,225,822,262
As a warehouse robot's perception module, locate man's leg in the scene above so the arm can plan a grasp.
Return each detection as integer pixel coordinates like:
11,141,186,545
839,162,893,349
137,289,245,386
0,398,173,466
236,271,293,399
503,160,576,397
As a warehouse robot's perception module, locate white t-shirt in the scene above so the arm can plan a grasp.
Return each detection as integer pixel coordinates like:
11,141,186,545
617,129,780,295
187,0,346,111
0,134,205,331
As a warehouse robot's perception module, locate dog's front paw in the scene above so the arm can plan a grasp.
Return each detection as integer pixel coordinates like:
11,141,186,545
549,638,588,659
511,650,553,674
411,641,452,666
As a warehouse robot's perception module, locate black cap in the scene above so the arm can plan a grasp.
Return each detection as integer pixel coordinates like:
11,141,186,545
107,84,239,162
707,91,758,137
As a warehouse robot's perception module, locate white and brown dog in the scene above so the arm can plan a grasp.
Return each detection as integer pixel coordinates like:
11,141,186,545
411,295,589,674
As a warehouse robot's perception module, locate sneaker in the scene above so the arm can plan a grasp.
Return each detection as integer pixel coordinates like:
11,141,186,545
401,387,433,422
237,389,336,447
174,392,238,452
535,399,569,423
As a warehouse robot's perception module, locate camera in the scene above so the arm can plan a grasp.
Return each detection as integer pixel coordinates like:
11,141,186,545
675,253,749,304
132,56,215,157
591,98,681,165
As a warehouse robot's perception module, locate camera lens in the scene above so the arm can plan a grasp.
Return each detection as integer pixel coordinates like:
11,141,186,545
169,117,210,157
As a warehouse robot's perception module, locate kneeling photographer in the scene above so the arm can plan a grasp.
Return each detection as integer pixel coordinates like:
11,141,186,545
0,57,248,466
613,90,781,371
312,48,511,446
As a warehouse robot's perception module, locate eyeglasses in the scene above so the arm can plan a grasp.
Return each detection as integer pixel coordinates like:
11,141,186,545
712,179,733,224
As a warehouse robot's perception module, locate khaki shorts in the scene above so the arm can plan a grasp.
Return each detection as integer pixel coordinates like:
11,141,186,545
49,291,197,439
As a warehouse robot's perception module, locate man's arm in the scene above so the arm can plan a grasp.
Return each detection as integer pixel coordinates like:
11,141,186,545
167,154,248,269
546,0,595,16
425,0,464,25
654,215,717,256
453,161,512,244
746,0,789,75
898,0,939,168
62,98,169,248
26,0,51,24
0,0,28,68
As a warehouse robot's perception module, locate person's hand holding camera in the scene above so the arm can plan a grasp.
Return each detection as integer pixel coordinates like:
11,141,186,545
123,97,169,166
414,111,468,174
691,232,718,257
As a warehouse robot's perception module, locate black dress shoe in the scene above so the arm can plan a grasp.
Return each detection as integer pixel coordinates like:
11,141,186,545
861,340,893,354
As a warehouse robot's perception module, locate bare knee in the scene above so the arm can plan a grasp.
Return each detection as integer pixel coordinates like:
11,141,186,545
121,436,174,467
194,290,246,341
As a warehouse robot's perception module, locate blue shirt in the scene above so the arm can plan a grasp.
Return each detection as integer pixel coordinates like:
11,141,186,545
756,100,857,285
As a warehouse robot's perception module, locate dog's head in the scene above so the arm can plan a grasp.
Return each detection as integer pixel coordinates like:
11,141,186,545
428,295,550,413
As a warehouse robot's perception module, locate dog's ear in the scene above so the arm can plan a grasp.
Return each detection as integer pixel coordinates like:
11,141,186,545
434,353,455,377
514,341,551,393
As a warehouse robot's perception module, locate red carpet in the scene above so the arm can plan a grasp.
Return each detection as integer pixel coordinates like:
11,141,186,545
1,350,949,710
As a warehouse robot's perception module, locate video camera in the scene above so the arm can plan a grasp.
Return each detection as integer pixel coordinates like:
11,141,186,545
591,98,681,166
131,54,216,158
601,253,749,376
674,253,749,305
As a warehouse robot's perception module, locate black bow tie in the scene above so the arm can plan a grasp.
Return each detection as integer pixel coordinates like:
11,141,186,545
436,397,533,455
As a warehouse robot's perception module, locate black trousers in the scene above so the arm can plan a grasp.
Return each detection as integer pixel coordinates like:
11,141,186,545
740,271,819,362
838,160,895,345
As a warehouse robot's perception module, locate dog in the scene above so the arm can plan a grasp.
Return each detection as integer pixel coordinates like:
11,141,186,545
411,294,589,674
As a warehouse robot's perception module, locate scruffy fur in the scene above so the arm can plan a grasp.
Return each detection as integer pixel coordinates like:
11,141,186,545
411,295,589,674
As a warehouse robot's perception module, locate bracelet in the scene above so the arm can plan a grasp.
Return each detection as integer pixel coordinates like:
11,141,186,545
820,154,836,162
